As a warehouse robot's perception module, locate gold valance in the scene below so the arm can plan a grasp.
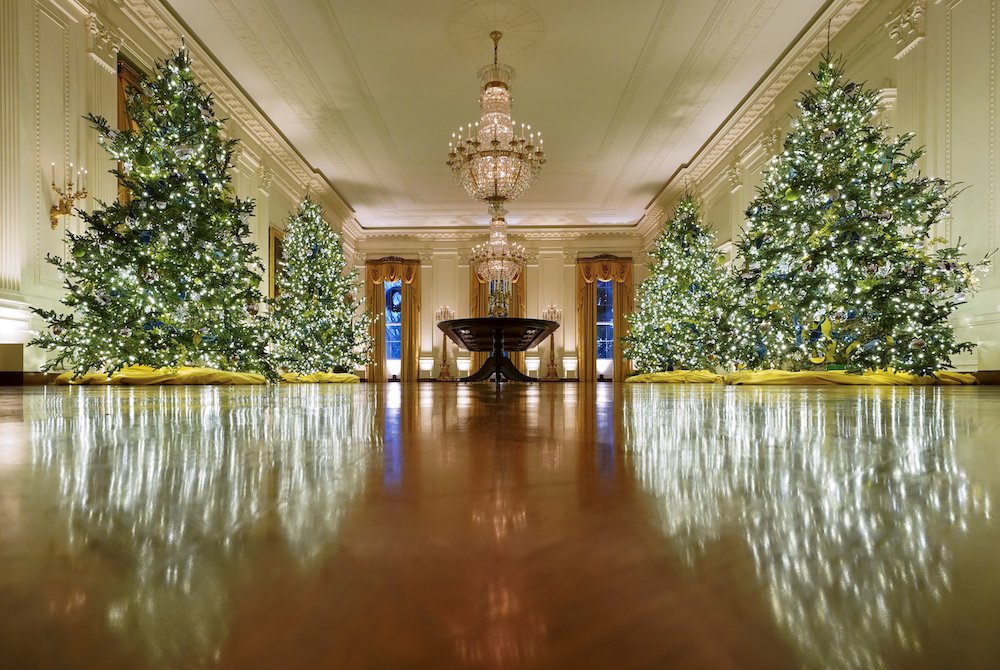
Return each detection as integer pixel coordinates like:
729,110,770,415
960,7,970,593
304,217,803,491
366,257,419,285
577,255,632,284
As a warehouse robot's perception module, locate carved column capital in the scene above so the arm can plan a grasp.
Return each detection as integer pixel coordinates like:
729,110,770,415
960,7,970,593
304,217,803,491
725,161,743,192
256,165,273,190
885,0,926,59
85,10,123,74
762,126,783,156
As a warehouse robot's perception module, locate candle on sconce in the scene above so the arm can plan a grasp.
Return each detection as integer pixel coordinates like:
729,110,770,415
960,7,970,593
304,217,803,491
48,160,89,230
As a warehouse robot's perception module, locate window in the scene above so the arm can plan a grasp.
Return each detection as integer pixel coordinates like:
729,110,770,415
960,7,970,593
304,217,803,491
596,279,614,361
385,280,402,361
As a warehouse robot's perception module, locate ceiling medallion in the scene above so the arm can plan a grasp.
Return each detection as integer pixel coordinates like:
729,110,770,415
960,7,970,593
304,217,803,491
447,31,546,314
448,1,544,57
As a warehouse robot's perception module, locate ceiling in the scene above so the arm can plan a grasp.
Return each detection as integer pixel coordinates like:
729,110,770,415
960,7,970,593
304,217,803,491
165,0,827,231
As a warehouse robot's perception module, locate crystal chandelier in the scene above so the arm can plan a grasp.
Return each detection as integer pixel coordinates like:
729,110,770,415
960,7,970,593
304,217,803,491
470,206,525,283
447,31,546,208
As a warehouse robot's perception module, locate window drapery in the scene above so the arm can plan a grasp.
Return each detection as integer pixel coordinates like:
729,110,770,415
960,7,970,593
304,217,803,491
366,258,420,382
576,256,633,382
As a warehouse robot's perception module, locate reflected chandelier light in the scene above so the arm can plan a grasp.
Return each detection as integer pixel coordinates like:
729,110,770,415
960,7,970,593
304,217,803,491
447,31,546,207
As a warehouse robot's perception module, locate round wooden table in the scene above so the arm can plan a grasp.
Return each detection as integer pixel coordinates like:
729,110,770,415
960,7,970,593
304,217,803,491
438,317,559,389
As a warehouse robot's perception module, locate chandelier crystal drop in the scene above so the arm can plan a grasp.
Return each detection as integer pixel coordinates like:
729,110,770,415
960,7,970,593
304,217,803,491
447,31,546,207
470,205,526,284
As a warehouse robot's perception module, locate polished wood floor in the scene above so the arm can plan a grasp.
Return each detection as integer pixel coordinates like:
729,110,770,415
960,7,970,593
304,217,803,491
2,382,1000,669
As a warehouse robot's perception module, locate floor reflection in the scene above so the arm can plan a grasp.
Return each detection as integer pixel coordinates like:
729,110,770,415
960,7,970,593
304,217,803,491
3,383,1000,668
624,385,991,670
25,385,380,667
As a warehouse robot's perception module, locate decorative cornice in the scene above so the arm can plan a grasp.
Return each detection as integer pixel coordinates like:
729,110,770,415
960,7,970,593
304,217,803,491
339,216,362,240
352,227,642,242
885,0,926,59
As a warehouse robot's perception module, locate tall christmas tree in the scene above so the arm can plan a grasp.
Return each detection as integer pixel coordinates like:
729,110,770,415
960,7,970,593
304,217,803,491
735,54,991,375
268,198,372,374
31,45,271,377
624,195,734,373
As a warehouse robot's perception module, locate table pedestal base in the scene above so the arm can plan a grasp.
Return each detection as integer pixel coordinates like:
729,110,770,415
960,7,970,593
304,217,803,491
458,327,535,390
461,355,535,385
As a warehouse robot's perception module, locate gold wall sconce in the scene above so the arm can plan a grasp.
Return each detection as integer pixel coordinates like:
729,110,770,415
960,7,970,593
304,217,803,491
49,162,87,229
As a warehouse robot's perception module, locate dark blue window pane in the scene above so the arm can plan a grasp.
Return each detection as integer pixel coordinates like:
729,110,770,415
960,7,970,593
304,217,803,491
385,280,402,361
597,324,614,359
596,280,613,359
596,280,613,324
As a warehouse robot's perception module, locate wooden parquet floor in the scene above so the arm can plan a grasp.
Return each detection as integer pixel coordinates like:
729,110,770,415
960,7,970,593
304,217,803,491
2,382,1000,669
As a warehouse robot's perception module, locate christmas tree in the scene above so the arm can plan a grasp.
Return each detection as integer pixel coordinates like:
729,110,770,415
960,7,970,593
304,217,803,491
268,198,372,374
31,45,271,377
624,195,734,373
735,54,991,375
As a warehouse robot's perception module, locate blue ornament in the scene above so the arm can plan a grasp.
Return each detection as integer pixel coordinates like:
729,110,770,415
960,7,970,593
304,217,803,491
862,339,879,352
138,230,153,245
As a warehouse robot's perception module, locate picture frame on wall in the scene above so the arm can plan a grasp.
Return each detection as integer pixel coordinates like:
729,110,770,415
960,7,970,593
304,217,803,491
269,226,285,298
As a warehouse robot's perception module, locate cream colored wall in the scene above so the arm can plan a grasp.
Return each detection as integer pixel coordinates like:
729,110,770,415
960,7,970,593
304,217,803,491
0,0,352,371
645,0,1000,371
352,235,641,379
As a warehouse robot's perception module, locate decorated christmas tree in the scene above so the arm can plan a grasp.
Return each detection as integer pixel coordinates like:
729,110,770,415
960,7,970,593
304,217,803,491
31,45,271,377
268,198,372,374
735,54,991,375
624,195,734,373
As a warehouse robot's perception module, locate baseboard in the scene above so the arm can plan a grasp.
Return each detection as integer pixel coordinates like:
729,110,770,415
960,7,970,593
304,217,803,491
974,370,1000,385
0,372,59,386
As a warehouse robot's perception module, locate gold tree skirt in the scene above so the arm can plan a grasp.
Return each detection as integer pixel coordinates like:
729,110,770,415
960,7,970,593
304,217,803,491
54,365,267,385
279,372,360,383
626,371,724,384
627,369,978,386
